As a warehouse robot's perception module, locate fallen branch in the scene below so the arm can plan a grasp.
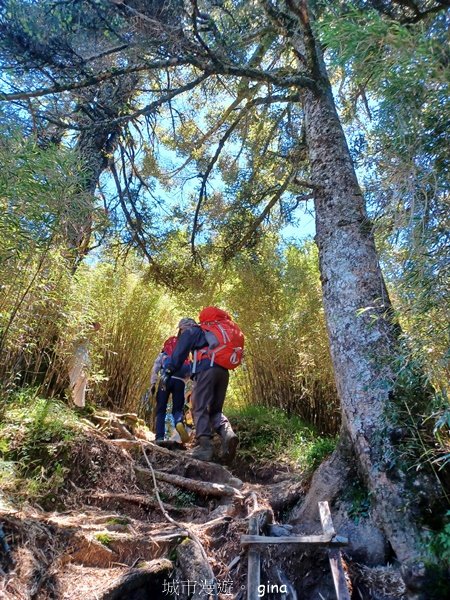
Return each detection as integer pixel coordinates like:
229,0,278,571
109,439,159,451
110,439,243,488
227,555,240,571
196,515,233,532
139,442,218,593
88,492,207,516
177,538,217,600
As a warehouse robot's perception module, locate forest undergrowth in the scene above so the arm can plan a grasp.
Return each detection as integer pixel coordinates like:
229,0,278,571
0,389,449,599
0,389,335,599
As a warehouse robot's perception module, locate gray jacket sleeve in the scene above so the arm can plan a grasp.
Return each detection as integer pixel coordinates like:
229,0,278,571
150,352,165,385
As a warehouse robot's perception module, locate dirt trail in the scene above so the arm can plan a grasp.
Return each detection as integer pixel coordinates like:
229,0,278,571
0,411,405,599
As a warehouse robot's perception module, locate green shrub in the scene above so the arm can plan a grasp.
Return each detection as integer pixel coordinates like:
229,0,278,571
342,481,372,524
106,517,130,526
174,490,197,508
430,512,450,564
227,404,336,473
1,388,82,502
95,533,112,547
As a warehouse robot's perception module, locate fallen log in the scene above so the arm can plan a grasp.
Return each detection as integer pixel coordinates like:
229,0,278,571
109,440,243,488
134,466,243,499
196,514,232,532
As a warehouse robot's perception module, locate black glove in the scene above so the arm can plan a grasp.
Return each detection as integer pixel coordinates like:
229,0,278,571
150,384,156,396
160,369,172,389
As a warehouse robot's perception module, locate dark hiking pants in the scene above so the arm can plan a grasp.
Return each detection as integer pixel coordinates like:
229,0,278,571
192,366,230,438
155,377,185,440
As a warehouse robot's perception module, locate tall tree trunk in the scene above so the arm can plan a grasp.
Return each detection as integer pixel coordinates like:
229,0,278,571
66,74,138,268
287,1,437,569
42,76,139,397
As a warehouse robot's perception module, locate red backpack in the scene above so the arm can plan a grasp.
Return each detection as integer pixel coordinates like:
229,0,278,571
161,336,190,368
197,306,244,370
162,336,178,357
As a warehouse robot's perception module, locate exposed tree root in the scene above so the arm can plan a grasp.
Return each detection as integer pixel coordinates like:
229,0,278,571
110,438,244,486
287,436,448,599
100,559,174,600
290,439,352,527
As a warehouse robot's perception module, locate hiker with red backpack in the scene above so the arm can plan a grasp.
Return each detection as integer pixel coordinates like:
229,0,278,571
162,308,244,462
150,335,191,445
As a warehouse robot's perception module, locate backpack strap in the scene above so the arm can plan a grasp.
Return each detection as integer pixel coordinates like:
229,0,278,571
208,344,227,367
192,344,222,372
215,322,230,343
192,349,198,374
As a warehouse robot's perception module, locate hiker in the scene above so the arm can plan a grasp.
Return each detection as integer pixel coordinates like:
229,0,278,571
162,308,244,462
150,336,191,445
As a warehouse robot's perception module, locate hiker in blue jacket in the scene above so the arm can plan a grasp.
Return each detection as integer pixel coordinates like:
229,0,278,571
162,314,239,462
150,336,191,445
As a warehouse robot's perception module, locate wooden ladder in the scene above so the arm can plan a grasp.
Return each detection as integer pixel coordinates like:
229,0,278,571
241,501,351,600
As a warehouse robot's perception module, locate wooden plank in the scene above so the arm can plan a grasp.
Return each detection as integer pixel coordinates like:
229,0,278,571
328,549,351,600
318,501,335,535
241,534,348,546
319,501,351,600
247,516,261,600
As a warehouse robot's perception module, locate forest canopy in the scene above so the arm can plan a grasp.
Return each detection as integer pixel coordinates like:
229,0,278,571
0,1,449,593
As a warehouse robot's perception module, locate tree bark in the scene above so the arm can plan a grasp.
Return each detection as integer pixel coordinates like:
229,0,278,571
287,0,433,567
66,74,138,268
176,538,216,600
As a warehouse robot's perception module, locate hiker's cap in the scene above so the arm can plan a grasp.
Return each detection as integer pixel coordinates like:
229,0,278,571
177,317,197,329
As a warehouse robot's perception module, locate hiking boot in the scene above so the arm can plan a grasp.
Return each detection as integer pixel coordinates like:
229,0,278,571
218,423,238,464
189,436,213,462
175,421,190,444
155,438,164,446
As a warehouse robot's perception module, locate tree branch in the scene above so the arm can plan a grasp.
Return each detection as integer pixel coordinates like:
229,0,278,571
406,2,450,23
189,0,223,65
191,113,244,256
286,0,322,79
189,91,301,255
187,57,317,90
82,71,211,129
225,171,297,259
293,177,319,190
0,59,187,102
110,160,155,264
83,43,130,64
370,0,450,23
